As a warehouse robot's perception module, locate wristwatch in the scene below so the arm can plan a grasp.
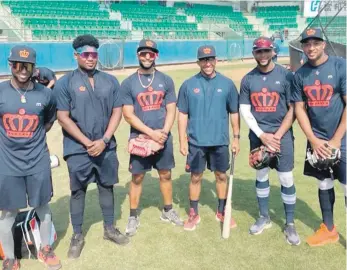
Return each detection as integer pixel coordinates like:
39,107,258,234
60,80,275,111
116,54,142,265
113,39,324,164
102,137,110,146
233,134,240,139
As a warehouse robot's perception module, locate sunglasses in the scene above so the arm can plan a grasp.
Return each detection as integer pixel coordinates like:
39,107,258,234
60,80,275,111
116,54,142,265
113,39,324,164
255,49,272,54
138,51,157,59
11,62,34,72
78,52,98,59
199,57,216,64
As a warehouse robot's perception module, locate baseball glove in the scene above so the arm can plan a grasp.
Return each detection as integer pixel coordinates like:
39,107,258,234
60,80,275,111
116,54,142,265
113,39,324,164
249,145,280,170
306,145,341,171
128,134,164,157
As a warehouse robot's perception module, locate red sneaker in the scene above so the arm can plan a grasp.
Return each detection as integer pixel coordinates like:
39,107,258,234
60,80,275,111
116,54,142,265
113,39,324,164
38,245,62,270
184,208,201,231
216,211,237,229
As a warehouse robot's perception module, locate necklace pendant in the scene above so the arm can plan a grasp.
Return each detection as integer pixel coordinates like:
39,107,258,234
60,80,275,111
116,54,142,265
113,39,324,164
21,95,26,103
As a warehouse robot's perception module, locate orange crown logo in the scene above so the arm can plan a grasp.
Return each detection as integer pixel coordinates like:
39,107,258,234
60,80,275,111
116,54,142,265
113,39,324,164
146,41,154,47
304,80,333,107
3,109,39,138
203,47,211,54
19,50,29,58
137,90,165,111
79,86,86,92
250,88,280,112
306,29,316,36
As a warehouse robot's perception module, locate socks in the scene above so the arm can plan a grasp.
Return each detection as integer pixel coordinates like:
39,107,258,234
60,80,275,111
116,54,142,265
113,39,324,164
255,179,270,218
70,187,87,234
218,199,226,213
319,188,335,231
280,185,296,224
190,200,199,215
164,204,172,212
130,209,137,218
0,211,16,259
35,204,52,247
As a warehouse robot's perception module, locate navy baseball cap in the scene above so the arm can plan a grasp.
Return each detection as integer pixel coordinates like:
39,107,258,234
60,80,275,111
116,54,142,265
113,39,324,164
252,37,274,51
8,45,36,64
300,28,324,43
137,39,158,53
197,45,216,59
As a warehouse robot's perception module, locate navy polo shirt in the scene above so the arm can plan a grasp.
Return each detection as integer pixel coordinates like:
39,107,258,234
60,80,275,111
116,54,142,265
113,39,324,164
177,72,239,146
54,69,122,158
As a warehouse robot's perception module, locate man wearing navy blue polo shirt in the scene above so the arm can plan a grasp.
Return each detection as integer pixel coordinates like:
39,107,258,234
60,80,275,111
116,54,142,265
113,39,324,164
177,45,240,231
54,34,129,259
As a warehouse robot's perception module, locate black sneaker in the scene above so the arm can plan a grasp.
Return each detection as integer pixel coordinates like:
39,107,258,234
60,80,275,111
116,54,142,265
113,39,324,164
2,258,20,270
104,226,130,246
67,233,85,259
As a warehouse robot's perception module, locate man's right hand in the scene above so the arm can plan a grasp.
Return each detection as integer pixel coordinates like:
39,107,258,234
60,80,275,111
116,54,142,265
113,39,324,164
259,133,281,152
149,129,168,144
310,137,332,159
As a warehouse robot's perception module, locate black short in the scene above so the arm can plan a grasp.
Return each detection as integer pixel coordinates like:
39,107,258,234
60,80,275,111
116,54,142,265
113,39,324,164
0,167,52,211
129,136,175,174
66,149,119,191
185,144,230,174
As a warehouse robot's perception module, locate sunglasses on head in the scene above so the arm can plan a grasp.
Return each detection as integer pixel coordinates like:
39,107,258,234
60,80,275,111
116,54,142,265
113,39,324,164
78,52,98,59
255,49,272,54
11,62,34,72
138,51,157,59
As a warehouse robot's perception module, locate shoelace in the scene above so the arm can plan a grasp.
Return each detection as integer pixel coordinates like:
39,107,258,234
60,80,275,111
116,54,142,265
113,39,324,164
167,210,179,221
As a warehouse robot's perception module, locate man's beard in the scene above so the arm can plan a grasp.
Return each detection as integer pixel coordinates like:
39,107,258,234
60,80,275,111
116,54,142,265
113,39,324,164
80,65,96,76
139,61,155,70
256,58,272,68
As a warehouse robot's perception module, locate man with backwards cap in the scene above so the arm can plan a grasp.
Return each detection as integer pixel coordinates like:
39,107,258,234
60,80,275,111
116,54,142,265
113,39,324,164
292,28,346,247
177,45,240,231
54,34,129,259
239,37,300,245
0,45,61,269
121,39,183,237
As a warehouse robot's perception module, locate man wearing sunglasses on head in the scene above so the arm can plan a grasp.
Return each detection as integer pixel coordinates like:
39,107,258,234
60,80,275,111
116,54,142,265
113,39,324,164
0,45,61,270
121,39,183,237
177,45,240,231
292,28,346,247
54,34,129,259
239,37,300,245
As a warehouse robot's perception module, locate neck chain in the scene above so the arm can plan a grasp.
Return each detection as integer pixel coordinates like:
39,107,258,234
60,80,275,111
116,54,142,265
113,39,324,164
11,79,31,103
138,69,155,89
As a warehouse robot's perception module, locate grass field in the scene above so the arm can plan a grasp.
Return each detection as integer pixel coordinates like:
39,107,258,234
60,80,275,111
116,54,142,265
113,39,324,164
21,61,346,270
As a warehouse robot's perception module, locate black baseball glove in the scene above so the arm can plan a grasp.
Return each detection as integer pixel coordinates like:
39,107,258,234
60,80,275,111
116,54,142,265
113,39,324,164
249,146,280,170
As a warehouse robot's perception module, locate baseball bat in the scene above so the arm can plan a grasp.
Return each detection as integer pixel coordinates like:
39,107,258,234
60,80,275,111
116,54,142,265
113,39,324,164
222,151,236,239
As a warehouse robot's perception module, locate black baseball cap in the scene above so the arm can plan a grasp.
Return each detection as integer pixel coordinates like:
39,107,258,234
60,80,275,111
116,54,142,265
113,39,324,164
137,39,159,53
8,45,36,64
197,45,216,59
252,37,274,51
300,28,324,43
